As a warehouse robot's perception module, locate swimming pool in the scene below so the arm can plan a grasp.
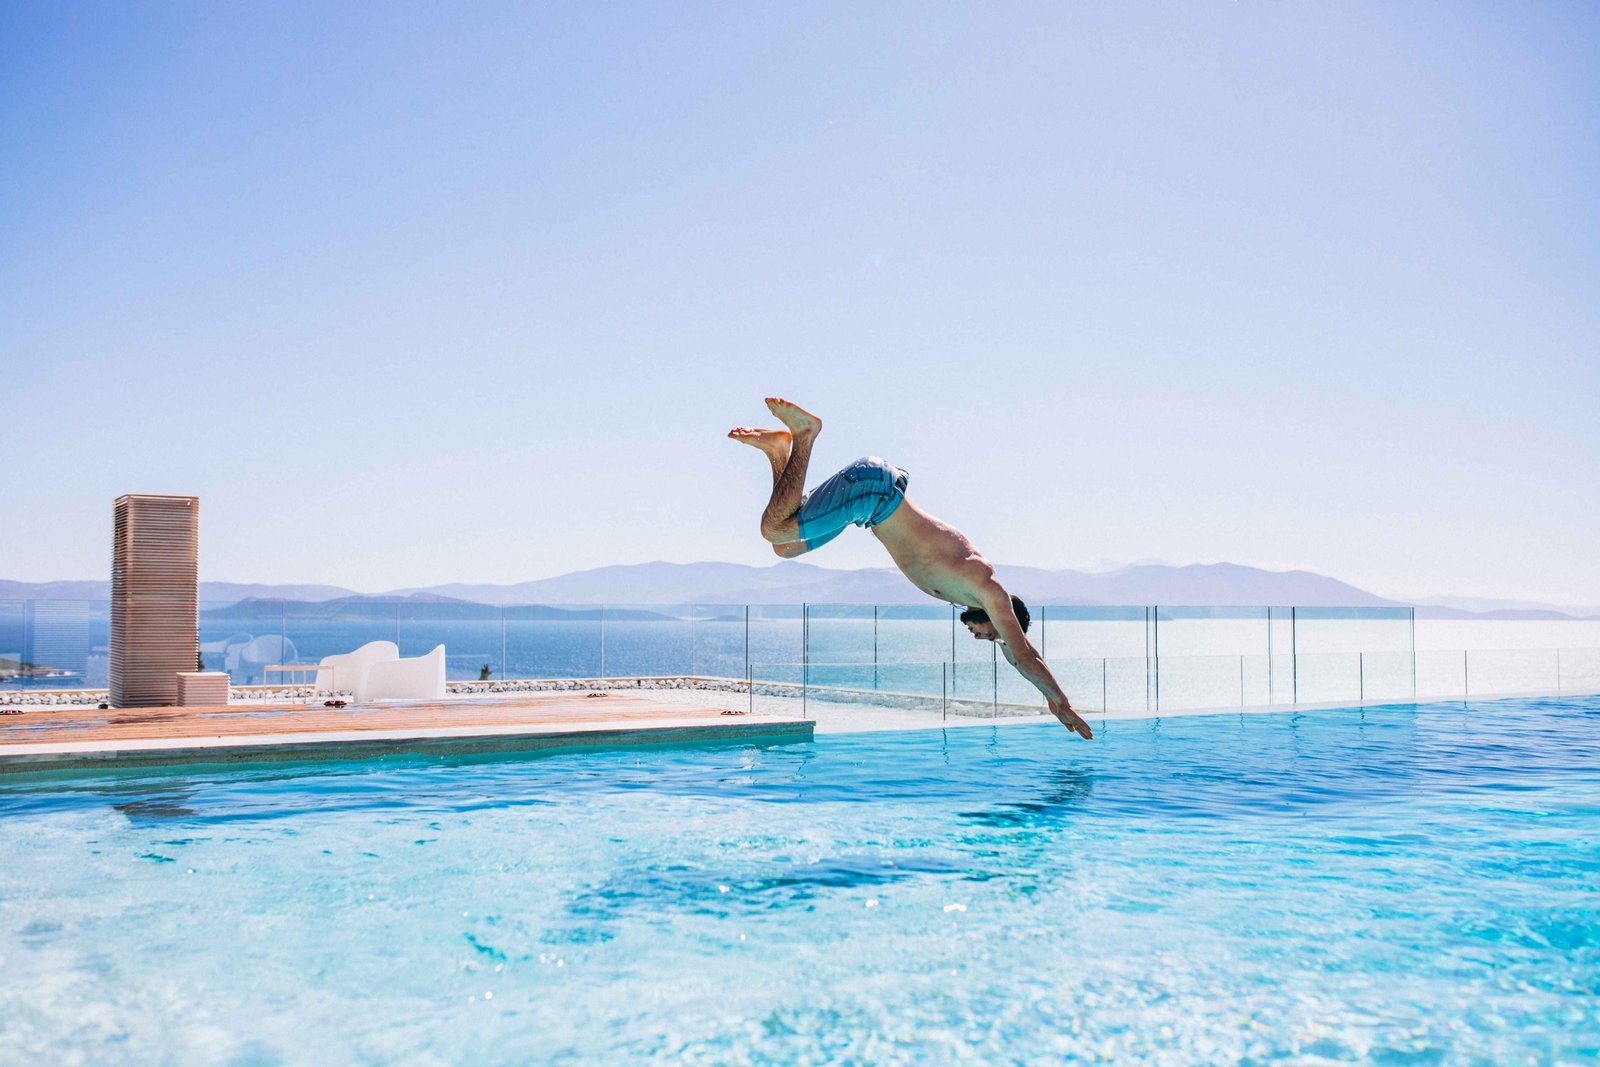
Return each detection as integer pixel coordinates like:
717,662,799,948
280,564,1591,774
2,696,1597,1063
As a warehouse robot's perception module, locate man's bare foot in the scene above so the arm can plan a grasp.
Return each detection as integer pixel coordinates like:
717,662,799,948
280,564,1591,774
764,397,821,438
727,426,792,459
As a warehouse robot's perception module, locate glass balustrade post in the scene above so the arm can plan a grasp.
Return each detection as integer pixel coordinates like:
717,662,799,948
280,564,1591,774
950,604,957,695
872,605,879,691
942,661,948,721
598,605,606,678
743,605,750,685
1359,652,1364,703
1267,607,1275,703
1154,605,1161,713
1463,649,1469,698
500,608,507,683
1143,607,1151,712
801,603,809,718
1291,606,1299,705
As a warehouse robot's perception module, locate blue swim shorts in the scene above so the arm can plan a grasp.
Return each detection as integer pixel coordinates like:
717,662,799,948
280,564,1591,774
796,456,910,551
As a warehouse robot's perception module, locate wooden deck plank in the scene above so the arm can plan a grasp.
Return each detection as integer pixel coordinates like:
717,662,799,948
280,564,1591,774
0,694,755,748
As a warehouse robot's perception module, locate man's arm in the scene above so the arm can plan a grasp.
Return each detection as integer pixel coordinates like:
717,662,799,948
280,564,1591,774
981,587,1093,739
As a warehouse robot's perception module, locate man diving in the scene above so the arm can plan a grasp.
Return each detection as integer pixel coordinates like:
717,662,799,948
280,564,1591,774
729,397,1093,739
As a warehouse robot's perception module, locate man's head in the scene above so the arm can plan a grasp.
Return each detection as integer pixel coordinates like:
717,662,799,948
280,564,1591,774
960,597,1030,642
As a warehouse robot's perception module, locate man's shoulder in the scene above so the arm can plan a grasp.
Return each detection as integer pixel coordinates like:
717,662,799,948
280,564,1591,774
968,568,1009,608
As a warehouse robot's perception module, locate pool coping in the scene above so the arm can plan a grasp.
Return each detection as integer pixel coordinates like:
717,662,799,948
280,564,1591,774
0,715,815,774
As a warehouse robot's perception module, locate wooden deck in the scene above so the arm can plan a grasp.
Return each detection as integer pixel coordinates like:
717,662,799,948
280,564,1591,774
0,693,813,773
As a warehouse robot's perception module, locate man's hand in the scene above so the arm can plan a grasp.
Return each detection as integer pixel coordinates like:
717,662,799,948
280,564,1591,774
1049,698,1094,739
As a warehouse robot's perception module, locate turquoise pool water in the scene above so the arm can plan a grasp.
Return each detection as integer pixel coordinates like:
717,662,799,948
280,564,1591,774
2,697,1598,1064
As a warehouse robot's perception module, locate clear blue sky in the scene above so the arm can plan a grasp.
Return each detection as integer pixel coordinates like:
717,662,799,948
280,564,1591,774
2,2,1596,602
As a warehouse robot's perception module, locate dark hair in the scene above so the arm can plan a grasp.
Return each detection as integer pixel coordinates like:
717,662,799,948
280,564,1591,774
960,596,1030,633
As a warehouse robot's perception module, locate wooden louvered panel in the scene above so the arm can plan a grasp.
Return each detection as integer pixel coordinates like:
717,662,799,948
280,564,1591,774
109,494,200,709
175,671,230,706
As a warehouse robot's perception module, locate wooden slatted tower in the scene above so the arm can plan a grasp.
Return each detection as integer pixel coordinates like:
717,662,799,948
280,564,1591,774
109,494,200,708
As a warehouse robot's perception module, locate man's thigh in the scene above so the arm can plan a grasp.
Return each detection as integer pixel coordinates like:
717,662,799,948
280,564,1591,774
796,464,868,550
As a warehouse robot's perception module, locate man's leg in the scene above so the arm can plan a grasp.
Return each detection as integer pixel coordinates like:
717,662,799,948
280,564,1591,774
758,398,822,543
754,434,812,558
727,397,823,546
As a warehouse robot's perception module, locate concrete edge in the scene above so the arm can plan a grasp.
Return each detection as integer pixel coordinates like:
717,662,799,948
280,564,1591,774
0,717,815,775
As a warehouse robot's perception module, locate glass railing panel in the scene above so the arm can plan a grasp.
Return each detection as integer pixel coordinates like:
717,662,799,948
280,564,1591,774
1291,652,1363,705
278,601,396,683
1462,648,1560,697
1415,649,1469,700
872,660,948,701
678,605,747,679
996,663,1044,707
875,603,958,664
1037,606,1150,661
1043,657,1108,712
1103,656,1153,712
1291,607,1414,653
87,599,111,687
747,659,804,718
1265,652,1297,704
198,598,301,686
1151,653,1252,710
1558,648,1600,695
1357,651,1415,703
1153,607,1270,657
748,605,802,684
593,605,696,678
397,601,503,683
503,605,601,680
801,606,878,686
947,652,997,705
872,661,939,698
798,661,878,694
0,600,28,689
1240,655,1274,707
15,599,94,689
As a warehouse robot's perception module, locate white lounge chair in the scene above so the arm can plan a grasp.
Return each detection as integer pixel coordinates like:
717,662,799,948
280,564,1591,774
232,634,299,686
357,644,446,703
314,640,399,696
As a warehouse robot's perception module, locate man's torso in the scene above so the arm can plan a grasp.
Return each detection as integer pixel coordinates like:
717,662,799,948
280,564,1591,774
870,499,995,608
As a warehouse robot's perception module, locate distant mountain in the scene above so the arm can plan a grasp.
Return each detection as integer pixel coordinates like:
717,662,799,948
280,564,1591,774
200,594,676,622
0,580,357,603
1409,594,1600,620
385,561,845,606
392,559,1403,608
0,580,113,601
201,593,491,621
7,564,1597,618
1001,562,1400,608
